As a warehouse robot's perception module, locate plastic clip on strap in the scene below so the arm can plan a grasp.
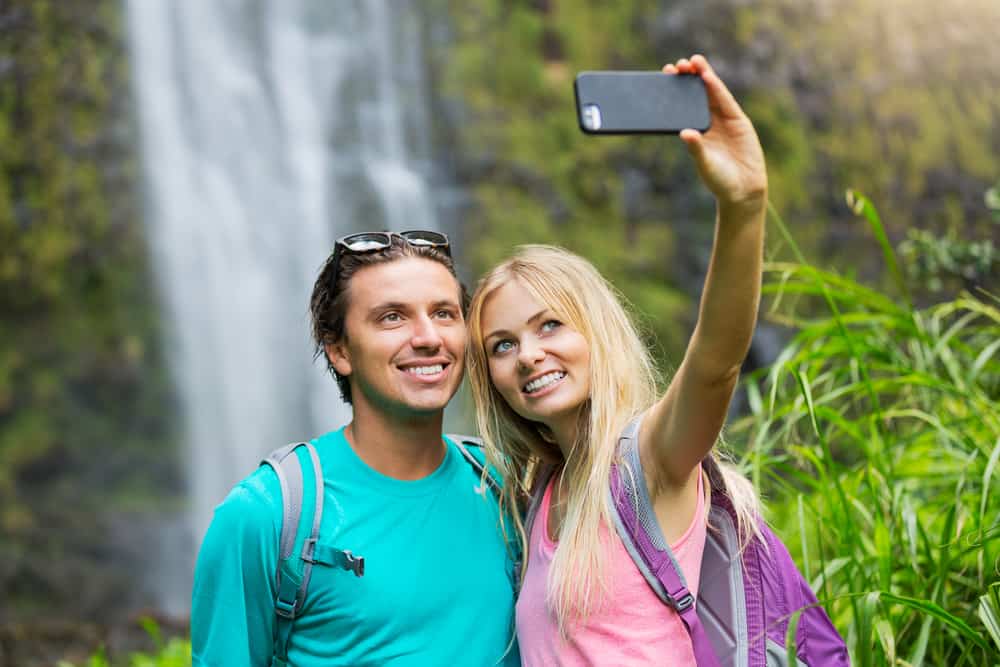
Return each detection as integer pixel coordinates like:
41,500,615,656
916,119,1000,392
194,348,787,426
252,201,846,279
271,562,302,667
338,550,365,577
609,417,723,667
307,539,366,577
656,565,719,667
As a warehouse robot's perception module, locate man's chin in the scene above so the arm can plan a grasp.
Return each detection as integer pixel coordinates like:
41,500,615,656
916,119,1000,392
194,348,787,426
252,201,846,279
400,388,458,415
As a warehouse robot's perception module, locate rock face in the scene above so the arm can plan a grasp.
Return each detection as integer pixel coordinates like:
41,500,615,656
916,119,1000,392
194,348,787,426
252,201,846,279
0,0,180,629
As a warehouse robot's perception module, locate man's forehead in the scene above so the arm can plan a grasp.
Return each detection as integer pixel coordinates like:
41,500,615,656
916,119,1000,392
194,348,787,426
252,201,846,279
346,257,462,307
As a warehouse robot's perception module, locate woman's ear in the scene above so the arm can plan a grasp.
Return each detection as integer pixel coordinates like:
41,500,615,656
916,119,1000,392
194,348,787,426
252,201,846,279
325,341,352,377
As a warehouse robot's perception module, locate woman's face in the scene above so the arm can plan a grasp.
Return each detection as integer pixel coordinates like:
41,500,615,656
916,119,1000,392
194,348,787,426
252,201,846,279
480,278,591,439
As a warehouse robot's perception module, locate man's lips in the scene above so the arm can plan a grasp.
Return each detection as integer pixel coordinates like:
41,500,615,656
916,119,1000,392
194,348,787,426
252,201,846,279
397,360,452,382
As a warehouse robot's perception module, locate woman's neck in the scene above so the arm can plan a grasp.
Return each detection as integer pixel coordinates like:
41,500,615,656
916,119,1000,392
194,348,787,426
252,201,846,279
546,411,583,459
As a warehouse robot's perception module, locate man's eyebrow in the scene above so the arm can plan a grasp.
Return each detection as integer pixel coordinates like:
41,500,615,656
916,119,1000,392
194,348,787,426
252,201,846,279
484,309,548,341
368,301,410,316
369,300,460,316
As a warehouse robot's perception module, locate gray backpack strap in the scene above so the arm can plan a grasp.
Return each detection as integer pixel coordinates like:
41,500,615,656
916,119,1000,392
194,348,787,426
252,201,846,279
261,441,332,667
609,416,723,667
523,463,557,549
448,434,503,497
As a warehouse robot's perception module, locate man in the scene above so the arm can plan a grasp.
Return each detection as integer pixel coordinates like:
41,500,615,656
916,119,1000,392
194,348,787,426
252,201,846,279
192,231,519,666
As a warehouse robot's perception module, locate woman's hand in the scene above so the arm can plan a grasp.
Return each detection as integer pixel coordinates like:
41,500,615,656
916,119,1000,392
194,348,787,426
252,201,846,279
665,55,768,218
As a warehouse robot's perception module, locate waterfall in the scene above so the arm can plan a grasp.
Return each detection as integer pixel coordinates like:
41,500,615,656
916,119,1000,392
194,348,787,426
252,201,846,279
125,0,445,615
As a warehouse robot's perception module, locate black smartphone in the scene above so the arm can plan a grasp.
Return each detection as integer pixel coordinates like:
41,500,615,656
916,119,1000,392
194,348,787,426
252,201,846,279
574,71,710,135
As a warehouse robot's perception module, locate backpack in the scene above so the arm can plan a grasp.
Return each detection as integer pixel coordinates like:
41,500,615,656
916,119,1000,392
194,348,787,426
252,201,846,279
523,417,849,667
259,434,499,667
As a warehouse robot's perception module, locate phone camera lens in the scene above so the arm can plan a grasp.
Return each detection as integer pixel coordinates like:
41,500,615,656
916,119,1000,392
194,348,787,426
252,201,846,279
581,104,602,131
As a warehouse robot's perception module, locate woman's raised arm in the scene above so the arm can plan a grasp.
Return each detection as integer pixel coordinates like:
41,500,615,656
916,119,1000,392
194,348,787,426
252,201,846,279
641,54,767,492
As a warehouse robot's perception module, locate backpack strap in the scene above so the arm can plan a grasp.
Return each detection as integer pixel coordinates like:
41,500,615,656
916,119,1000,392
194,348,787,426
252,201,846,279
448,434,502,497
262,442,322,667
609,417,722,667
261,442,364,667
523,463,556,544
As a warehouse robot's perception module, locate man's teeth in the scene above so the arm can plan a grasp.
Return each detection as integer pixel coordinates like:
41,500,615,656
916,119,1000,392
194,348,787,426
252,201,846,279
406,364,444,376
524,371,566,394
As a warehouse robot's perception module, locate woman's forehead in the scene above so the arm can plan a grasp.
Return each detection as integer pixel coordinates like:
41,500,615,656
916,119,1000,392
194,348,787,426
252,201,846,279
480,277,574,334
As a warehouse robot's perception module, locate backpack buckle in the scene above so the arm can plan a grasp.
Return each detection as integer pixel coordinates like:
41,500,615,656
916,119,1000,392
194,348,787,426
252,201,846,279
674,592,694,612
340,550,365,577
274,595,298,619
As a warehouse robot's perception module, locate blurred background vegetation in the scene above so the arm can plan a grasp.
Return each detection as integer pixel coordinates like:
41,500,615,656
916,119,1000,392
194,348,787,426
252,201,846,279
2,0,998,664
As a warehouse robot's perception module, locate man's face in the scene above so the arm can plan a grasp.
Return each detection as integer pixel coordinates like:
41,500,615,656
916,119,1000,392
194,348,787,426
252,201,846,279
327,257,466,420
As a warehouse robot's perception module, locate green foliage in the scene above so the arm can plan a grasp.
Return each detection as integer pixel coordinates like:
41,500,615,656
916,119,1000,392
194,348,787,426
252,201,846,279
732,195,1000,664
988,183,1000,223
60,619,191,667
0,0,179,615
899,228,997,294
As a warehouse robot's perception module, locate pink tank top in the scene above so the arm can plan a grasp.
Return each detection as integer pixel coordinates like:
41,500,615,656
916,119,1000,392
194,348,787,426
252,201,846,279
515,468,707,666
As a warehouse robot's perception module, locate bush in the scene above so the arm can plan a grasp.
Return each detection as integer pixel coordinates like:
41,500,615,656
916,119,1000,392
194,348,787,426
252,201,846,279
731,193,1000,665
60,619,191,667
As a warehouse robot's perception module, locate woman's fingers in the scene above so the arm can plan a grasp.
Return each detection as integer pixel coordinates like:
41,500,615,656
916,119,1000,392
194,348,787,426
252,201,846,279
661,55,744,119
679,128,704,156
689,54,743,117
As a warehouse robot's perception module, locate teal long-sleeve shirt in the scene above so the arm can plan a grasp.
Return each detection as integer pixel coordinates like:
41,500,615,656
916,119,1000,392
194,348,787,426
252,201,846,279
192,427,520,666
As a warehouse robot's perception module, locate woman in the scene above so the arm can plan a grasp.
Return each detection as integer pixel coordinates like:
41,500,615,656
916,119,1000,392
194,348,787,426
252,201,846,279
466,55,767,665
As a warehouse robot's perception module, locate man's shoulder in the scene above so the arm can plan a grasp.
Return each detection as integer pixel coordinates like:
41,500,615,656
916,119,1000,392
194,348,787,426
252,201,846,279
211,463,284,532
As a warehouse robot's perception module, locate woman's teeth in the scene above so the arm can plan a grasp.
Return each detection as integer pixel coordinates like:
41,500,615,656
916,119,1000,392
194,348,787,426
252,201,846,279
524,371,566,394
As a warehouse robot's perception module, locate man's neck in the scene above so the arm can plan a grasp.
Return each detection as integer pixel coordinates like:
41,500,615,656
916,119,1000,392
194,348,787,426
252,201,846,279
345,406,447,481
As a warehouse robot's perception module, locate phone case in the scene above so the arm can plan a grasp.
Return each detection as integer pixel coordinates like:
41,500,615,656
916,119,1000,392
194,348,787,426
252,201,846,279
574,71,711,135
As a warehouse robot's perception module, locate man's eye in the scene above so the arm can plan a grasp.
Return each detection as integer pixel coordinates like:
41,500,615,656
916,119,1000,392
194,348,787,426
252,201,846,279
435,309,455,319
381,312,402,323
492,340,515,355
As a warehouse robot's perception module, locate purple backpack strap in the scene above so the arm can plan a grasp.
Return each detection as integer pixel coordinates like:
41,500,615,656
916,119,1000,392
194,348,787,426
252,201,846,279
608,417,723,667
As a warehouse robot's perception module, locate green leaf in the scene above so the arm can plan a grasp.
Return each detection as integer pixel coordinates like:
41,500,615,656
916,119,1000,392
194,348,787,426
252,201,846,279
980,583,1000,651
880,592,994,653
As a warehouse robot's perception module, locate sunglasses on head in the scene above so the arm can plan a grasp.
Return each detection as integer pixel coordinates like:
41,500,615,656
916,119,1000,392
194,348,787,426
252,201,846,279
331,230,451,268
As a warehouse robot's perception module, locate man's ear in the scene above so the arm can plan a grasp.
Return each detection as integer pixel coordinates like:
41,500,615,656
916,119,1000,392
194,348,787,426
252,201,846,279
325,341,352,377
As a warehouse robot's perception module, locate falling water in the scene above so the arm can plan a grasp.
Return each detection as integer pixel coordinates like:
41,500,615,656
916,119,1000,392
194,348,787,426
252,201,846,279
126,0,445,615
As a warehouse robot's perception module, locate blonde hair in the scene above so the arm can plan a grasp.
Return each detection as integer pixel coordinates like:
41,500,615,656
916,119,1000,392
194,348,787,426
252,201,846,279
466,244,760,634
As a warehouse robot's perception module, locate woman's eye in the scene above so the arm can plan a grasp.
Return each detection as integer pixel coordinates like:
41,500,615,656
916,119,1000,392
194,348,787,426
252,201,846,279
492,340,515,355
541,320,562,333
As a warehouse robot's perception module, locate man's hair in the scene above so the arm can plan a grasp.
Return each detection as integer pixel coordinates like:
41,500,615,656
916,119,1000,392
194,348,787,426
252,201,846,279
310,235,468,404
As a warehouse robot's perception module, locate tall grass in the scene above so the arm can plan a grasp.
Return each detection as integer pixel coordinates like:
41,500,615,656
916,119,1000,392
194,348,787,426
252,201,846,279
732,192,1000,665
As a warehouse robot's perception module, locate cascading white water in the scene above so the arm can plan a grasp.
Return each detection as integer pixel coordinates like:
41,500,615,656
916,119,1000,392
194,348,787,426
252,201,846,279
125,0,444,615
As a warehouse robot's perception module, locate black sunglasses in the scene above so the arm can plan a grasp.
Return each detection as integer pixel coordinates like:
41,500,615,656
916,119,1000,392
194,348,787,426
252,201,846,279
331,230,451,268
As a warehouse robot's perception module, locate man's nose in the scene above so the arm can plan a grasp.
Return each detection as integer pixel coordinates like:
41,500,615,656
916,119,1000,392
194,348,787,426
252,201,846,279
411,315,444,349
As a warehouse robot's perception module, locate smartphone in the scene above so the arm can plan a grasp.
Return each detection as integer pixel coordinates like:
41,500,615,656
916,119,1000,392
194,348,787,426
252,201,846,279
574,71,710,135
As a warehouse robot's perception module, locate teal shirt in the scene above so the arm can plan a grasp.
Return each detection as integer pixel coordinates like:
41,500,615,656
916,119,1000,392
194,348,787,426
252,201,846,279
192,427,519,666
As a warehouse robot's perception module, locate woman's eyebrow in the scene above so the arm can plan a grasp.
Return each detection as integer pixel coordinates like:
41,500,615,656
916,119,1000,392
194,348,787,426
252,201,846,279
484,309,548,340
